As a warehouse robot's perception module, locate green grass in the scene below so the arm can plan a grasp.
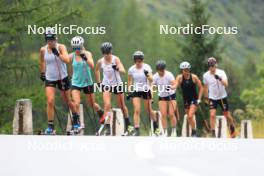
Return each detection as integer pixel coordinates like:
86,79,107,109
252,119,264,138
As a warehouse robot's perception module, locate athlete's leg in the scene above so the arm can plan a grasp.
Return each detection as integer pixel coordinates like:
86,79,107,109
224,111,235,127
143,99,156,121
101,91,112,135
45,86,56,122
209,99,217,136
133,97,141,128
187,104,197,130
168,99,177,136
168,100,177,128
59,78,75,112
115,93,129,118
86,93,101,111
103,91,112,119
188,104,197,136
71,89,81,114
220,98,236,137
210,109,217,129
175,101,180,121
60,89,75,111
70,89,82,127
115,93,132,132
158,100,167,129
143,98,159,134
210,109,217,136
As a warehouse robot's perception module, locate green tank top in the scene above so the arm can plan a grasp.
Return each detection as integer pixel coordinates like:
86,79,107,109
71,53,93,87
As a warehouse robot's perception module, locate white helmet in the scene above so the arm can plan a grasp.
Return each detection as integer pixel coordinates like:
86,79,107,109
179,61,191,69
44,27,56,40
71,36,84,48
45,27,56,35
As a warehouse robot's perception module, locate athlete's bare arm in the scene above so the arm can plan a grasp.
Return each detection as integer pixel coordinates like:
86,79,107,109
171,75,182,90
85,51,94,69
147,72,153,83
95,59,102,83
127,75,133,92
203,83,209,103
58,44,70,63
40,47,46,73
115,57,126,74
68,53,73,77
193,74,204,100
220,78,228,87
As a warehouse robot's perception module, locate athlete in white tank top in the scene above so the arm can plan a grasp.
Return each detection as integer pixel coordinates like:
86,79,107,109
44,44,68,81
95,42,132,136
101,55,122,86
40,29,75,135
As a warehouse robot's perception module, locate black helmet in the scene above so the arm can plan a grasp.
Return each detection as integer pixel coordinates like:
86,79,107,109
101,42,112,54
156,60,166,70
44,27,56,41
207,57,217,67
133,50,144,61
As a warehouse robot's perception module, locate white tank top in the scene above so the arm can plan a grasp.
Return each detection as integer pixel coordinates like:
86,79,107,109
44,44,68,81
101,55,122,86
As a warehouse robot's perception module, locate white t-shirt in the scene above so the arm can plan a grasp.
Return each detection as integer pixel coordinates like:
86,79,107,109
128,63,152,91
153,71,176,97
203,68,228,100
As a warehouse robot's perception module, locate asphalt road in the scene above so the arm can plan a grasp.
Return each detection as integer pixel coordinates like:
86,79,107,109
0,135,263,176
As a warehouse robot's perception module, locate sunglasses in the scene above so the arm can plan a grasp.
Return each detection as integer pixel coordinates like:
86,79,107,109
134,59,143,63
45,37,56,42
73,47,81,51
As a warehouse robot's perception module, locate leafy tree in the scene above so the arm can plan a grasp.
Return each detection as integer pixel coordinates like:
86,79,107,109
180,0,222,78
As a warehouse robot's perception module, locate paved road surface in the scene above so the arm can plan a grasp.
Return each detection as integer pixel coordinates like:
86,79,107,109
0,135,263,176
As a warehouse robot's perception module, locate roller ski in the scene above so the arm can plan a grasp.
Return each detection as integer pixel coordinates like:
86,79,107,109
96,113,110,136
131,128,140,136
37,126,56,135
122,125,135,136
67,124,81,135
67,113,82,135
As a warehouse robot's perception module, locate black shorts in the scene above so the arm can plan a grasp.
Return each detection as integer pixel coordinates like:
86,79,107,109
71,85,94,94
159,93,176,101
102,84,123,94
132,90,152,100
209,97,229,111
45,76,70,91
184,99,198,109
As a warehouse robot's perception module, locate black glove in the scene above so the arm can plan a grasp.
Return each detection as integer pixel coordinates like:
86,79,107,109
80,53,87,61
40,72,46,82
112,64,119,71
126,93,133,100
214,74,222,81
51,48,60,56
144,70,149,77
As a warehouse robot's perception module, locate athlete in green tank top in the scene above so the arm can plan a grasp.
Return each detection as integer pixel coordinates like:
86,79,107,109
70,36,104,134
71,52,93,87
